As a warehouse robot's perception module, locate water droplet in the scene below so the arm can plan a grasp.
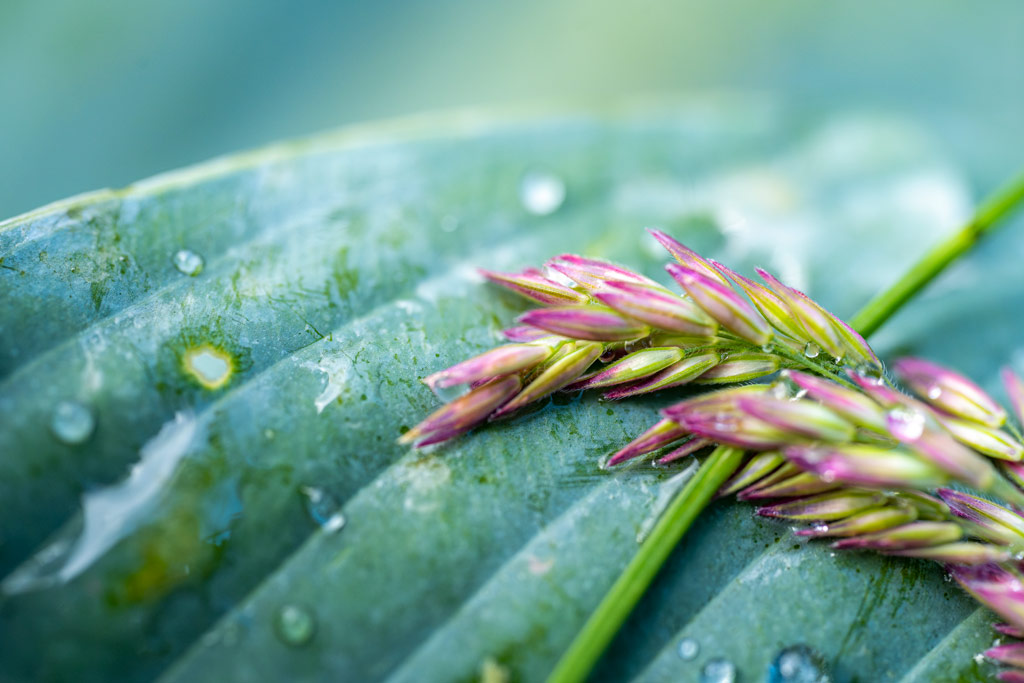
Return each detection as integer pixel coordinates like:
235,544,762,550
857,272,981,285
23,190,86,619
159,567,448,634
761,343,775,353
433,383,472,403
183,345,234,390
172,249,204,276
519,171,566,216
770,382,792,400
887,406,926,441
51,400,95,445
927,384,943,400
768,644,831,682
300,486,346,534
678,637,700,660
700,658,736,683
274,604,316,646
803,342,820,359
855,362,885,386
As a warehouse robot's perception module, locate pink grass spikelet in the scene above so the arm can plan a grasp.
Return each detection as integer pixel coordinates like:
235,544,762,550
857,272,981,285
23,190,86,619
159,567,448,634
518,305,649,342
564,347,684,391
490,342,603,419
666,263,773,346
424,342,555,391
756,267,846,360
602,353,720,400
893,357,1007,427
480,267,590,306
594,280,718,337
647,228,732,286
399,375,523,447
606,417,689,467
736,395,856,443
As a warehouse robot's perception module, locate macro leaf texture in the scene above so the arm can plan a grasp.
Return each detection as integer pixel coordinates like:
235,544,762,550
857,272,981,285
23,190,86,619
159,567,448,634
0,100,1017,682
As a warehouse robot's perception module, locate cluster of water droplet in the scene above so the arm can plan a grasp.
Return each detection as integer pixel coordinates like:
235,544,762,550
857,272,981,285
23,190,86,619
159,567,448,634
678,641,830,682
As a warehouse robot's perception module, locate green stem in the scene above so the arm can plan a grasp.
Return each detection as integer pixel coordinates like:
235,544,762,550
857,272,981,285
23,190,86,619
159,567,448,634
850,169,1024,338
546,445,744,683
547,168,1024,683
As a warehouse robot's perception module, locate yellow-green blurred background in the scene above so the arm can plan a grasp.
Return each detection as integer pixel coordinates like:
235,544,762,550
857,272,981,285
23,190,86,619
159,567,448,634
2,0,1022,219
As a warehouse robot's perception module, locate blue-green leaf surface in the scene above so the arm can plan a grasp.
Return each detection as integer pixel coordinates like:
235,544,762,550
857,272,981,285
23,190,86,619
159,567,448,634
1,100,1017,682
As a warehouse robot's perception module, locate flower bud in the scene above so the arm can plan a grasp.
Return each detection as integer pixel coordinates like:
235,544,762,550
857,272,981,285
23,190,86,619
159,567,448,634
785,443,951,490
658,437,713,465
1003,367,1024,427
709,259,807,341
606,417,689,467
831,522,963,551
647,228,731,286
424,343,555,390
480,267,590,305
888,542,1009,565
757,490,888,521
546,254,659,291
938,488,1024,548
565,347,684,391
519,305,649,342
985,643,1024,669
756,267,846,360
603,353,720,400
783,370,888,434
491,343,602,419
718,451,786,498
666,263,773,346
741,471,835,501
399,375,522,447
693,352,780,384
502,325,557,342
893,357,1007,427
952,563,1024,633
795,506,918,538
737,395,856,443
885,405,1000,491
933,413,1024,461
594,281,718,337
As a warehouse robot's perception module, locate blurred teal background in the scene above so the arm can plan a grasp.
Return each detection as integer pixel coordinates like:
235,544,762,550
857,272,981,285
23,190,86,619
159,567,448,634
2,0,1022,220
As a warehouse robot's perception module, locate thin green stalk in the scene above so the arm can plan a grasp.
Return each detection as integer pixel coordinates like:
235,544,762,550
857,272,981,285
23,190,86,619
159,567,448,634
850,169,1024,337
547,168,1024,683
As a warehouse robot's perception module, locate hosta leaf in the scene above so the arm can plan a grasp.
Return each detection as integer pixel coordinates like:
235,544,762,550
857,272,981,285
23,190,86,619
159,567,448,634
0,99,1010,682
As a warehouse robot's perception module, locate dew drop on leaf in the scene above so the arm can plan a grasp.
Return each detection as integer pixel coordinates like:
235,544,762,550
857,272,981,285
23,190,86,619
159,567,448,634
172,249,204,276
768,644,832,682
51,400,95,445
802,342,820,359
519,171,566,216
274,604,316,646
300,486,346,534
700,657,736,683
677,637,700,660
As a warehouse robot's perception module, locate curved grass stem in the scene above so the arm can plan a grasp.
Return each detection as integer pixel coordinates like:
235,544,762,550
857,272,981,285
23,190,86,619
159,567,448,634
547,168,1024,683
